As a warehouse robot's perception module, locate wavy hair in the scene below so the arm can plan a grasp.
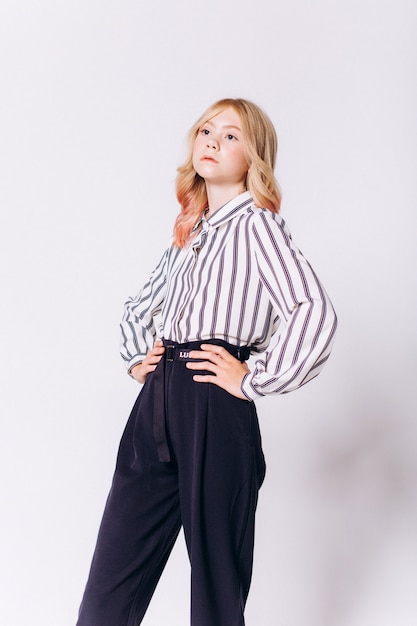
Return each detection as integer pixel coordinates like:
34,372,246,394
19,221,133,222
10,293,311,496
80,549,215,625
173,98,281,248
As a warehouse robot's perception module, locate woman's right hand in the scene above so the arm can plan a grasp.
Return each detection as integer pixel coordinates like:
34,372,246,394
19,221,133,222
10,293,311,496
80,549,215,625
130,339,165,384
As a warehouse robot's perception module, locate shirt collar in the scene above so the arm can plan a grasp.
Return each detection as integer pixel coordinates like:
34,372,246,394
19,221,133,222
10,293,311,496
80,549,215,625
190,191,254,250
205,191,254,229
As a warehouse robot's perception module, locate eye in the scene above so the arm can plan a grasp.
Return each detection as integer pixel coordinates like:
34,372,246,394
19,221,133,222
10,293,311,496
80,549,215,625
226,134,237,141
200,128,210,136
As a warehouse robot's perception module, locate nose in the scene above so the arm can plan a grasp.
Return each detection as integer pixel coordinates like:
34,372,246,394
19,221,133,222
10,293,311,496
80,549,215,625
206,136,218,149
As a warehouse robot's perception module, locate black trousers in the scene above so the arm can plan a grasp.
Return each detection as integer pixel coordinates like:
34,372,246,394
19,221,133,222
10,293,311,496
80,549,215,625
77,339,266,626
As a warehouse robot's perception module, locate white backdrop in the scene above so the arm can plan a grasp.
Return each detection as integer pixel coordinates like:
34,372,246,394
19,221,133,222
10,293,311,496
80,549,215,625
1,1,416,625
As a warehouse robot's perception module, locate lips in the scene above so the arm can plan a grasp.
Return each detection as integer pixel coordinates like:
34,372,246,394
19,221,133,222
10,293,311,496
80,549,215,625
201,155,219,163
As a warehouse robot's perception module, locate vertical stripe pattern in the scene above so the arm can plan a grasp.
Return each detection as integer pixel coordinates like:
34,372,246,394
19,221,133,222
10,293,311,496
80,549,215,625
120,192,337,400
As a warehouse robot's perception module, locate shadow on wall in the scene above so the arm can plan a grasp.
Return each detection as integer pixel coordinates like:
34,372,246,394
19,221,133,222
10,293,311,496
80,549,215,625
310,382,417,626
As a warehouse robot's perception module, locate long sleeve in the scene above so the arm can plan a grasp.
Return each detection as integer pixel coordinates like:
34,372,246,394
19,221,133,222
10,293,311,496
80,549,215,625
120,248,169,372
241,211,337,400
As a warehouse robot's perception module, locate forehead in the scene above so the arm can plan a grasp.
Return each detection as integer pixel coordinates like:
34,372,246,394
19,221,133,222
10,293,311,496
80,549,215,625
203,106,242,130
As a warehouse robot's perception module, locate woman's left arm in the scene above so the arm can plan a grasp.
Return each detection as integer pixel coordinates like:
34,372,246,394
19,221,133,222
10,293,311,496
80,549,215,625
187,211,337,401
240,211,337,400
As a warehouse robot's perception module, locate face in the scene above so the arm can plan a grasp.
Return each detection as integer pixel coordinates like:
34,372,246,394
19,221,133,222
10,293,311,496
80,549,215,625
192,107,249,190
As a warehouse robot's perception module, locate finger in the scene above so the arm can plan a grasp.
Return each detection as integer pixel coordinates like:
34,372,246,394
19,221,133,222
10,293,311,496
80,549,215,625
142,363,158,375
145,354,164,366
189,349,222,364
186,360,217,372
150,349,165,359
145,350,164,364
200,344,227,354
200,345,236,362
192,374,218,384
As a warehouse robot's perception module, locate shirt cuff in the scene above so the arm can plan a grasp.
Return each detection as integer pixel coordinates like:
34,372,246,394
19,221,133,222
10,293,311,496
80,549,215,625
127,356,146,377
241,372,264,401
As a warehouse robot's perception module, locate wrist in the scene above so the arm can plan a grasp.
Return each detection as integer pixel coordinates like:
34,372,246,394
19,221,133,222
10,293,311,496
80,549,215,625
128,361,143,378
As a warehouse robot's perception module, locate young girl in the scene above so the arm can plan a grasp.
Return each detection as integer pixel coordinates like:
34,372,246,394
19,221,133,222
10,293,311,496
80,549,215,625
77,98,337,626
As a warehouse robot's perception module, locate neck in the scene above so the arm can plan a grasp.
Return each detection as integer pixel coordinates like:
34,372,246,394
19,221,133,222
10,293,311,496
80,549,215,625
205,184,246,217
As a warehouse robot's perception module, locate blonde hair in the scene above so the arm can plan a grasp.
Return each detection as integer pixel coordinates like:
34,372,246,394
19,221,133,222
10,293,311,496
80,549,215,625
174,98,282,248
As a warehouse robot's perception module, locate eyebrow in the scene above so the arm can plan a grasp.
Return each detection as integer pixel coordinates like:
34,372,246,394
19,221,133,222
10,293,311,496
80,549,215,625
204,121,242,132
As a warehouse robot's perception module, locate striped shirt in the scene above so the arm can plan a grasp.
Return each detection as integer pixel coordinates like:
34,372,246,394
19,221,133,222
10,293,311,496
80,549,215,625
120,191,337,401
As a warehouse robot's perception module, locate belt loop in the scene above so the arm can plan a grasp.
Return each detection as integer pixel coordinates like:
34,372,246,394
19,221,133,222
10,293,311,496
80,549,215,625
166,345,175,361
236,346,250,362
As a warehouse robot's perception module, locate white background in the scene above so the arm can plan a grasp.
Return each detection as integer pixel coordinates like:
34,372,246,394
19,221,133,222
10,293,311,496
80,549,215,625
1,1,416,625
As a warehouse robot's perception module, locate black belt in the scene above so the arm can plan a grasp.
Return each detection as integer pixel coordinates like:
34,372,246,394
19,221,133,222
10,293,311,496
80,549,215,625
152,339,251,462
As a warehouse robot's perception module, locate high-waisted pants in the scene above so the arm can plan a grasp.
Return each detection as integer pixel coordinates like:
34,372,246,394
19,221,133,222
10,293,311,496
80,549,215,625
76,339,266,626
